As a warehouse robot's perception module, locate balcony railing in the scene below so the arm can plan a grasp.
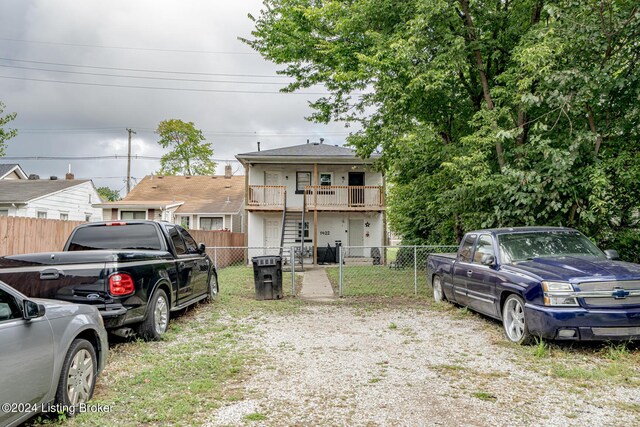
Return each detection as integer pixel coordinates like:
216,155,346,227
305,185,384,210
248,185,286,208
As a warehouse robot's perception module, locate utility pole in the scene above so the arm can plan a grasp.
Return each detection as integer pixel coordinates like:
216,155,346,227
126,128,136,194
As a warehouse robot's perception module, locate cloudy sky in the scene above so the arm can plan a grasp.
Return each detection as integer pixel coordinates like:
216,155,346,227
0,1,352,194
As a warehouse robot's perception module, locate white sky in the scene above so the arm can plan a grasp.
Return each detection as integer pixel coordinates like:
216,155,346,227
0,0,353,193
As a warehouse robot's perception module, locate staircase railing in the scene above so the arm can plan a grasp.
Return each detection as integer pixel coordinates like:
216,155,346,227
300,189,306,271
278,190,287,258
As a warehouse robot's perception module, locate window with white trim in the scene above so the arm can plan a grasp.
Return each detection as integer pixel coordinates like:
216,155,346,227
60,213,69,221
37,211,47,219
319,172,333,186
200,217,223,231
120,211,146,220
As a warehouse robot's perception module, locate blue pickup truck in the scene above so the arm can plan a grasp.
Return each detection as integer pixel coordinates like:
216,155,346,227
427,227,640,344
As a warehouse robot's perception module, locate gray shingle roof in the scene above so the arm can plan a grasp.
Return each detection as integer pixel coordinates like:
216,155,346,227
0,180,89,203
0,164,21,177
236,143,380,159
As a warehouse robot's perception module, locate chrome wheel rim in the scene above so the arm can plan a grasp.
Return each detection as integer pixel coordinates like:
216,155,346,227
433,277,444,302
209,276,218,298
504,298,525,342
66,349,94,405
154,295,169,335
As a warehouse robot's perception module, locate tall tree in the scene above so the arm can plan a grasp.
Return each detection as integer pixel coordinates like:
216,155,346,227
155,119,216,175
0,101,17,156
97,186,121,202
245,0,640,261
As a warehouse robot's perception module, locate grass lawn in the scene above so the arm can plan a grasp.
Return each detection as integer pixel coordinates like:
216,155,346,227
45,266,302,427
325,265,431,297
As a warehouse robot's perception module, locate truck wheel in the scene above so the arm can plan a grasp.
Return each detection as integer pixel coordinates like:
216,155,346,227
55,339,97,412
206,273,219,302
137,288,169,341
432,276,446,302
502,294,532,345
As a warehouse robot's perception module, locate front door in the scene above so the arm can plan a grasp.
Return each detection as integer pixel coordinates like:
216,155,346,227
264,171,282,206
348,172,365,206
348,219,364,257
264,219,281,255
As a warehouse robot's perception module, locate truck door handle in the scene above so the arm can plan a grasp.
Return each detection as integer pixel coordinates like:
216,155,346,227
467,270,473,277
40,269,61,280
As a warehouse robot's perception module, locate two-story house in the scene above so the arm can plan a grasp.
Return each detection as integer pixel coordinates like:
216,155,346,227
236,142,385,265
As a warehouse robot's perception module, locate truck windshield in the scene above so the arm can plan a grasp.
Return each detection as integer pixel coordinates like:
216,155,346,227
67,224,163,251
498,231,605,264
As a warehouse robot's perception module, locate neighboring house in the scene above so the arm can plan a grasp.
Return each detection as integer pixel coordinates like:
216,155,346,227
235,141,385,265
0,175,104,221
0,164,28,180
95,166,244,232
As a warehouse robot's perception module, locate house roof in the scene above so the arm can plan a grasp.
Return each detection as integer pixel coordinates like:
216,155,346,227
0,164,28,180
0,179,91,203
96,175,244,214
235,142,380,164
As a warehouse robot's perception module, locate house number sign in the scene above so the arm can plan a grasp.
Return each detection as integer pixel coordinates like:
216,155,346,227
320,231,330,236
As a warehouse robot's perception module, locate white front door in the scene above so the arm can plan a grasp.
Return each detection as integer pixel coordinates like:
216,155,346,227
348,219,364,257
264,171,281,186
264,219,281,255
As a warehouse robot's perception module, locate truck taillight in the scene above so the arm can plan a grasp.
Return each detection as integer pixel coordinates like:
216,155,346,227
109,273,135,296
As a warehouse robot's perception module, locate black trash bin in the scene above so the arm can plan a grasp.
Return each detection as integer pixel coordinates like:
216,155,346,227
251,255,283,300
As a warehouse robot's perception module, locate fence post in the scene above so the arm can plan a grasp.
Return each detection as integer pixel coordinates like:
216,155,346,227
414,246,418,296
339,245,344,297
214,247,218,270
291,246,295,296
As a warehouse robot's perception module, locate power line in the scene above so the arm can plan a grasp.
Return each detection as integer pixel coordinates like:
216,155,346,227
17,126,351,136
0,37,258,55
0,63,292,85
2,155,240,161
0,57,291,78
0,75,334,95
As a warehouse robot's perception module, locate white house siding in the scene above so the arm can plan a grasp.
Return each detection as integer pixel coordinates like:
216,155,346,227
24,182,103,221
248,164,383,208
316,212,384,249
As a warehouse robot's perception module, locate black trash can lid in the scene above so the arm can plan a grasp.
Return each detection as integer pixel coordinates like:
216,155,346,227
252,255,282,266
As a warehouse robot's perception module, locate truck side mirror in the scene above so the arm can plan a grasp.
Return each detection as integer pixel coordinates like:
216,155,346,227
23,300,46,320
481,254,496,266
604,249,620,260
198,243,206,254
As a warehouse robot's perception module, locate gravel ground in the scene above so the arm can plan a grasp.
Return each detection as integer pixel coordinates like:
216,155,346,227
205,303,640,427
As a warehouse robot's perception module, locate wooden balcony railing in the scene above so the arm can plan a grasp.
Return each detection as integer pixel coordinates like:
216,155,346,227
248,185,286,208
305,186,384,210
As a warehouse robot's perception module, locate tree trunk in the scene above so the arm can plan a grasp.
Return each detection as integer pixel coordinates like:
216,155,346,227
459,0,505,170
586,105,603,157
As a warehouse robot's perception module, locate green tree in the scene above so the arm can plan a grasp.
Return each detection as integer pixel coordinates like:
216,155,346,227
97,186,121,202
246,0,640,261
155,119,216,175
0,101,17,156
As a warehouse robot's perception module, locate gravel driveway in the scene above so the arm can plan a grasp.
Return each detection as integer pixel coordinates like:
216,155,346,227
205,303,639,427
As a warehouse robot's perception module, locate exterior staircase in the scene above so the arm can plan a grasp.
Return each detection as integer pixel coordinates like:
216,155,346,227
281,209,305,271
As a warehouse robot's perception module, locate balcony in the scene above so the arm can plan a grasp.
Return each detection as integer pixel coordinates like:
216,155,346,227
247,185,286,210
305,186,384,211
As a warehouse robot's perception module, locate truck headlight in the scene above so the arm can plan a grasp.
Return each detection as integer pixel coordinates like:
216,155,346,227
542,281,579,306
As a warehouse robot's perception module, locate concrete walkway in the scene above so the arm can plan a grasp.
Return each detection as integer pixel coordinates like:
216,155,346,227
300,267,336,301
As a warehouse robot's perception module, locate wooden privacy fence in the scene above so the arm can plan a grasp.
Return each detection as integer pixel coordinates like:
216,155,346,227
0,217,245,257
189,230,245,269
0,217,85,256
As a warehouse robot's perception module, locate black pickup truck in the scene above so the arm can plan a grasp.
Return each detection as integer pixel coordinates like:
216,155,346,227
0,220,218,340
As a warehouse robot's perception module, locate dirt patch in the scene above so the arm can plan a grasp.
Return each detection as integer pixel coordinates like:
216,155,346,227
206,304,640,426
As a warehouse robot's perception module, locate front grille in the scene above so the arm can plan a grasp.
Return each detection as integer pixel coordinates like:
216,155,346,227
592,327,640,337
578,281,640,308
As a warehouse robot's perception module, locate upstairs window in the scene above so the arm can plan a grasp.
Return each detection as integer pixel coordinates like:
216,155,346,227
319,173,332,186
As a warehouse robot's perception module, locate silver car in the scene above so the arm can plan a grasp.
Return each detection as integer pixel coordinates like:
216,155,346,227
0,281,108,427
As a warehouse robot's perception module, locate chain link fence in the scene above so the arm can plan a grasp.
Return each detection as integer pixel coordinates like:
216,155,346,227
206,246,302,297
328,245,459,297
206,245,458,298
